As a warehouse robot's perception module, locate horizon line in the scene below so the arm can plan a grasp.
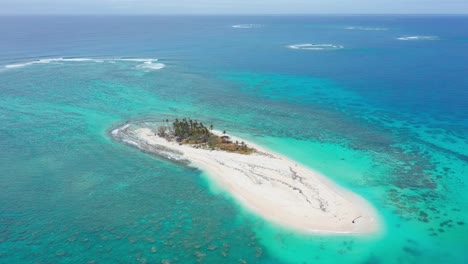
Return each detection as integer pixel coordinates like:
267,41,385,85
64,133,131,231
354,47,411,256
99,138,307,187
1,13,468,16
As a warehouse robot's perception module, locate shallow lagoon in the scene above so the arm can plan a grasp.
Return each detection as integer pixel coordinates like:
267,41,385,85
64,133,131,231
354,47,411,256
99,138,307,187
0,15,467,263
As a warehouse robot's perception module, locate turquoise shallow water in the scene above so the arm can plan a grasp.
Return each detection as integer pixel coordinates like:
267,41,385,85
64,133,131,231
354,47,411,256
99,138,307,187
1,15,467,263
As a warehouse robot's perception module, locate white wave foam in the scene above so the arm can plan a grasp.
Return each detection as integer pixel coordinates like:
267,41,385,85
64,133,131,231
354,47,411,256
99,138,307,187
287,44,344,51
232,24,264,29
117,58,158,62
397,36,439,41
136,61,166,71
4,57,165,71
5,63,30,68
345,26,388,31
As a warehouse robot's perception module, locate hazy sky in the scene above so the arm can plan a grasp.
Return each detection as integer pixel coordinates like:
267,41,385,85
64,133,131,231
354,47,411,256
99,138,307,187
1,0,467,14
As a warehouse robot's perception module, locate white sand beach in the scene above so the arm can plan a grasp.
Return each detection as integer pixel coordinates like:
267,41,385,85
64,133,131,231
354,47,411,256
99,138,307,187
112,123,380,234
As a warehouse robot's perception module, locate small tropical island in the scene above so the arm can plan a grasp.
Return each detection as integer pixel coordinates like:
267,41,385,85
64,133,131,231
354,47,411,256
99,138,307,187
157,118,255,154
111,118,380,234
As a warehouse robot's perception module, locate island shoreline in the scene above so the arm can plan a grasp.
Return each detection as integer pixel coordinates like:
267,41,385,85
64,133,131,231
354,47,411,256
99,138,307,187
110,121,381,235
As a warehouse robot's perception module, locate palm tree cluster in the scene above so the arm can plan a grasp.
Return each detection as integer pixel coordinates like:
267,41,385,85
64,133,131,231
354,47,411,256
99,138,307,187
172,118,211,143
156,118,255,154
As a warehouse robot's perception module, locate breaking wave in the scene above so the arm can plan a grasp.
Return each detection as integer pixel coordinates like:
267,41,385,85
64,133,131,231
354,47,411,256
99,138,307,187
4,57,165,71
345,26,388,31
287,44,344,51
232,24,264,29
397,36,439,41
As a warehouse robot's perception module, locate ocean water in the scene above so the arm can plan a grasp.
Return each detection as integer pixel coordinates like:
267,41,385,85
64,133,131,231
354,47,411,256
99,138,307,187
0,15,467,263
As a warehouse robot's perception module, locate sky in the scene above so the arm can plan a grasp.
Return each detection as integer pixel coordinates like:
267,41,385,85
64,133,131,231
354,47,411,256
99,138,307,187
1,0,467,15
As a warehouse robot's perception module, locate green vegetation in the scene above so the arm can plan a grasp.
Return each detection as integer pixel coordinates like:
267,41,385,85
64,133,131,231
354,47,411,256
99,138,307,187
157,118,255,155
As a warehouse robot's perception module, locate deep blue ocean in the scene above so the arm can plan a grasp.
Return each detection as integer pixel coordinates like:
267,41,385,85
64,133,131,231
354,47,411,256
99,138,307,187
0,15,467,263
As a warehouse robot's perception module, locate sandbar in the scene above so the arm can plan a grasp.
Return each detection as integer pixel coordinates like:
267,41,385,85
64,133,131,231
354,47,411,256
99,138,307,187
111,122,380,234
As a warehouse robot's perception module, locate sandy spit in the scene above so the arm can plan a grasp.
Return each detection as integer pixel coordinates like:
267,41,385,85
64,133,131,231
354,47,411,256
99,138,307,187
112,123,380,234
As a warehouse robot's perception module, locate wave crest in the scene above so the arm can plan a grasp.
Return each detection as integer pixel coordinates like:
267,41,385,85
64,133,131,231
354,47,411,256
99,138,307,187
232,24,264,29
345,26,388,31
397,36,439,41
4,57,165,71
287,44,344,51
